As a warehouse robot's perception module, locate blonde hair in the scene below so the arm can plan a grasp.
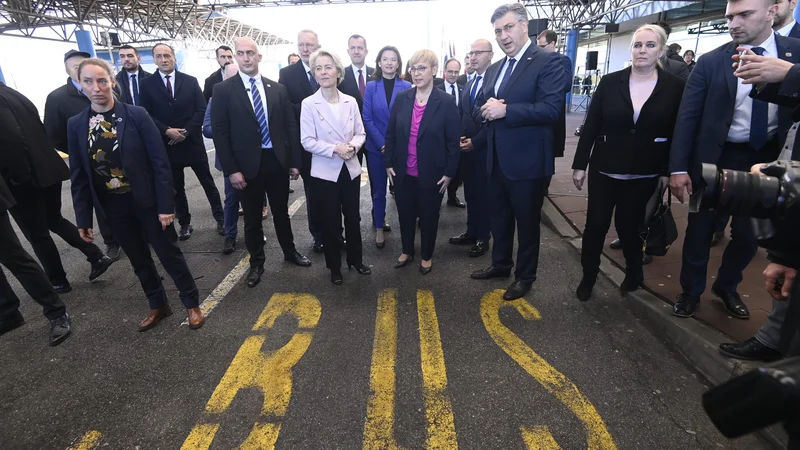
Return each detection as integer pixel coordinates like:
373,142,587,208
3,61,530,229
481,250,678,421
77,58,115,84
630,24,668,53
309,48,345,86
407,49,439,72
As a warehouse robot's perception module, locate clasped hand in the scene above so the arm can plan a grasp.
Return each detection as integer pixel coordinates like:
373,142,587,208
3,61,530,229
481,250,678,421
481,98,506,121
166,128,186,145
334,144,356,160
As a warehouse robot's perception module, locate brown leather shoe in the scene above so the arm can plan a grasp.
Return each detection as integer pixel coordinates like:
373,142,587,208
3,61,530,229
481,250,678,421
137,305,173,332
187,307,205,330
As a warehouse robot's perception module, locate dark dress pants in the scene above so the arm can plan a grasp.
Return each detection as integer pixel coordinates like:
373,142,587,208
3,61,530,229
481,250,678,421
43,182,106,260
311,165,363,271
581,171,658,280
463,148,490,241
489,164,547,284
173,161,224,227
395,174,443,261
241,150,296,269
300,150,324,242
446,157,465,201
0,211,66,321
99,192,198,310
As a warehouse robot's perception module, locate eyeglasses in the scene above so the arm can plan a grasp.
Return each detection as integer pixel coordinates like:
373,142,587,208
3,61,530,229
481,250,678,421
467,50,491,57
408,65,429,74
494,21,522,36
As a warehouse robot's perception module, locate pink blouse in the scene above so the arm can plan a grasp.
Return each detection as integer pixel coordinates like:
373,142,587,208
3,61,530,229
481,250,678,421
407,101,426,177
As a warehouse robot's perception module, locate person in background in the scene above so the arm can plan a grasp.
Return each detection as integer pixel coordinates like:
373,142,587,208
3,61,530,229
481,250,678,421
683,49,697,71
667,43,684,62
458,54,476,85
537,29,574,174
115,45,151,106
68,58,204,331
339,34,375,169
203,45,233,102
571,24,685,302
651,22,689,81
363,45,411,248
438,58,466,208
385,49,460,275
288,53,301,65
44,49,121,261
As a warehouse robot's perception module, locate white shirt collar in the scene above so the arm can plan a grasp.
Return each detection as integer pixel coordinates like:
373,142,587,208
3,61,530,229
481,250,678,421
777,20,796,37
507,38,532,62
444,80,457,90
351,63,366,74
126,69,139,78
159,70,175,79
239,71,262,86
742,31,777,56
301,60,312,75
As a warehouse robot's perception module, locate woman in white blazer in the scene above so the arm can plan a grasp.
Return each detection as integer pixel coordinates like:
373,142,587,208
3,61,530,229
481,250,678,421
300,48,370,285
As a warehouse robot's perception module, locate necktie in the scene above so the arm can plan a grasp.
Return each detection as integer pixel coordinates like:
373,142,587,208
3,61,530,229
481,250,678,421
131,74,139,106
749,46,768,150
165,75,173,98
308,70,319,91
497,58,516,96
470,75,482,107
358,69,365,99
450,84,458,106
250,78,272,148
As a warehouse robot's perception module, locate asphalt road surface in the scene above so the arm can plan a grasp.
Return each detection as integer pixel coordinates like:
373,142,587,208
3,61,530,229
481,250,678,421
0,150,772,450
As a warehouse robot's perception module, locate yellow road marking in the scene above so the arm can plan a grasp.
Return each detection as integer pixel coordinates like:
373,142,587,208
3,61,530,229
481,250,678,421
70,430,102,450
239,422,282,449
363,289,405,450
480,290,617,450
417,290,458,449
521,426,562,450
181,424,219,450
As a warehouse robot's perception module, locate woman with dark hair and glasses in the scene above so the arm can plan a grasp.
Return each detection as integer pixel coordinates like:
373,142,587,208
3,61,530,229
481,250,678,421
362,45,412,248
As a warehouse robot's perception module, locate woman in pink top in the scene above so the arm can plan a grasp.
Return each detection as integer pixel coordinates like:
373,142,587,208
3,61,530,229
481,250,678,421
384,49,461,274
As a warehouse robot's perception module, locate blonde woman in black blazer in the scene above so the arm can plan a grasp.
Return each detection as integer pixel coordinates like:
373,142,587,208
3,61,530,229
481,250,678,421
571,24,685,302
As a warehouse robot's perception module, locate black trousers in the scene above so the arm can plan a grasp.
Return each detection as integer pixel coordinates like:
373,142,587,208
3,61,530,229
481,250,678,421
0,211,66,321
395,174,443,261
241,150,297,268
463,148,490,241
99,193,198,310
300,150,324,242
173,161,224,226
581,171,658,280
446,157,465,201
311,165,363,271
9,182,104,284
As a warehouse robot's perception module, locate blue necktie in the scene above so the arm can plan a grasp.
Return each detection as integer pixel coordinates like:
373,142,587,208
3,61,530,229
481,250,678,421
250,78,272,148
308,70,319,91
470,75,482,107
749,46,768,150
497,58,516,96
131,74,139,106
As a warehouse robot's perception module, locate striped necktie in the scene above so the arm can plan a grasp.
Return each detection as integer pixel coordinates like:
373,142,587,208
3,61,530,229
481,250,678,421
250,77,272,148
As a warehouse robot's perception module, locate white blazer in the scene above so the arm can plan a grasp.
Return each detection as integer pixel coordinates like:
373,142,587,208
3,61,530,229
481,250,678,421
300,89,366,183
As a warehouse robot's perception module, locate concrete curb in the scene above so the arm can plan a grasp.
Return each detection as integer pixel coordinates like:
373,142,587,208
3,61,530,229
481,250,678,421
540,196,788,449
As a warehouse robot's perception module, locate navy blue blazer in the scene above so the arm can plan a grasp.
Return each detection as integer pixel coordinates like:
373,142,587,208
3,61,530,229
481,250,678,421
752,63,800,160
473,44,567,180
67,102,174,230
362,77,412,155
669,36,800,178
559,53,573,94
460,75,487,150
384,87,461,189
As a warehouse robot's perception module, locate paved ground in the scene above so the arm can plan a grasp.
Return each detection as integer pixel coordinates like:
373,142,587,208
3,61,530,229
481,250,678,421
0,149,773,449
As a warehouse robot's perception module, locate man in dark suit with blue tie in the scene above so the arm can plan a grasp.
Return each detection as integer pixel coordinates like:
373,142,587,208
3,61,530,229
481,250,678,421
438,58,467,207
470,3,568,300
669,0,800,319
115,45,151,106
139,43,224,241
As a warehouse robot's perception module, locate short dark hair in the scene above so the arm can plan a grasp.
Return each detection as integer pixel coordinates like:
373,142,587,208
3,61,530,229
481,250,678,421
668,43,682,52
444,58,461,70
119,44,138,55
373,45,403,80
152,42,175,56
288,53,300,64
216,45,232,57
538,29,558,45
652,21,672,36
683,49,695,58
348,34,367,49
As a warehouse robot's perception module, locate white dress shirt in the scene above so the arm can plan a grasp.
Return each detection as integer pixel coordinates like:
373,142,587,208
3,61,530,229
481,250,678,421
159,70,175,97
778,20,796,38
351,64,368,85
302,60,314,84
443,80,460,106
727,32,779,143
494,39,533,95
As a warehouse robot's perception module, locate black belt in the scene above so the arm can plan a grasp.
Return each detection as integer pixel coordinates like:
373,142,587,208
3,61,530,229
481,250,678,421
725,135,777,150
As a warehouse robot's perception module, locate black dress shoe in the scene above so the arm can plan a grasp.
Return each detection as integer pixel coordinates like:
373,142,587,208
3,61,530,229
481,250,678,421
246,266,264,288
222,237,236,254
711,286,750,319
469,240,489,257
394,254,414,269
503,280,532,300
105,244,122,261
53,282,72,294
471,266,511,280
0,311,25,336
313,240,324,254
447,197,466,208
348,263,372,275
178,224,193,241
285,250,312,267
49,313,71,346
375,239,385,249
419,264,432,275
619,276,642,297
89,255,114,281
216,221,225,236
331,271,344,285
383,222,392,232
609,238,622,249
576,275,595,302
449,233,477,246
673,293,700,318
719,337,783,362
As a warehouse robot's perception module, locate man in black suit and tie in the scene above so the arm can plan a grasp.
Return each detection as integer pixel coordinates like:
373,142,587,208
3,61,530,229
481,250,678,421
537,29,573,164
203,45,233,103
213,37,312,288
470,3,567,300
458,55,476,86
340,35,375,169
140,43,224,241
115,45,151,106
669,0,800,319
439,58,467,208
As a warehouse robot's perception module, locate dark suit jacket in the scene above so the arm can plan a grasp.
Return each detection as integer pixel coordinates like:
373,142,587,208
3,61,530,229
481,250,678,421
457,74,468,85
203,68,223,103
363,77,413,155
459,76,487,149
660,55,690,82
44,78,91,153
0,176,14,212
339,65,375,114
211,75,300,179
669,36,800,179
751,63,800,160
553,52,574,158
437,81,464,108
0,83,69,189
473,44,567,180
68,101,174,229
279,61,317,170
384,87,461,189
115,67,152,105
573,67,685,176
139,70,208,166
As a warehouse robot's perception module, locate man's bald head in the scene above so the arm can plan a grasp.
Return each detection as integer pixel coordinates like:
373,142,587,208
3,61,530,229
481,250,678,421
234,37,262,76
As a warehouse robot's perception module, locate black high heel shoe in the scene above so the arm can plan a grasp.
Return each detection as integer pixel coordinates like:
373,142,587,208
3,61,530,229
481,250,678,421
419,263,432,275
331,271,344,285
376,240,385,249
394,254,414,269
348,263,372,275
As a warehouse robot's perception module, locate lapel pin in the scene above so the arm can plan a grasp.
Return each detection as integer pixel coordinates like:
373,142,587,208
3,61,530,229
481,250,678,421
787,52,792,57
527,57,532,60
267,83,271,87
117,118,123,122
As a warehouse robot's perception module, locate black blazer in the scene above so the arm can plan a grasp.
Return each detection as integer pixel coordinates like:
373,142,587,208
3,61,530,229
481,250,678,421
115,67,152,105
457,74,468,86
203,68,223,103
437,81,464,108
68,102,174,229
211,75,301,179
573,67,685,176
44,78,91,153
384,87,461,189
139,70,208,166
340,65,375,114
0,83,69,189
459,76,487,149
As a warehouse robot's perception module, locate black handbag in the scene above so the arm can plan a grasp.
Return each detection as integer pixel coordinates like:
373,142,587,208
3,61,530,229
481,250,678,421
641,180,678,256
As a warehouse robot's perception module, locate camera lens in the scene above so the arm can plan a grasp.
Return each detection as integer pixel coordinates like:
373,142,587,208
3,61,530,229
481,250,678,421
690,163,781,218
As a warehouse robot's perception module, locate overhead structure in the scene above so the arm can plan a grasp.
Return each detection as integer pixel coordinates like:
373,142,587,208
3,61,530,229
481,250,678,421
196,0,431,8
0,0,291,47
523,0,701,31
